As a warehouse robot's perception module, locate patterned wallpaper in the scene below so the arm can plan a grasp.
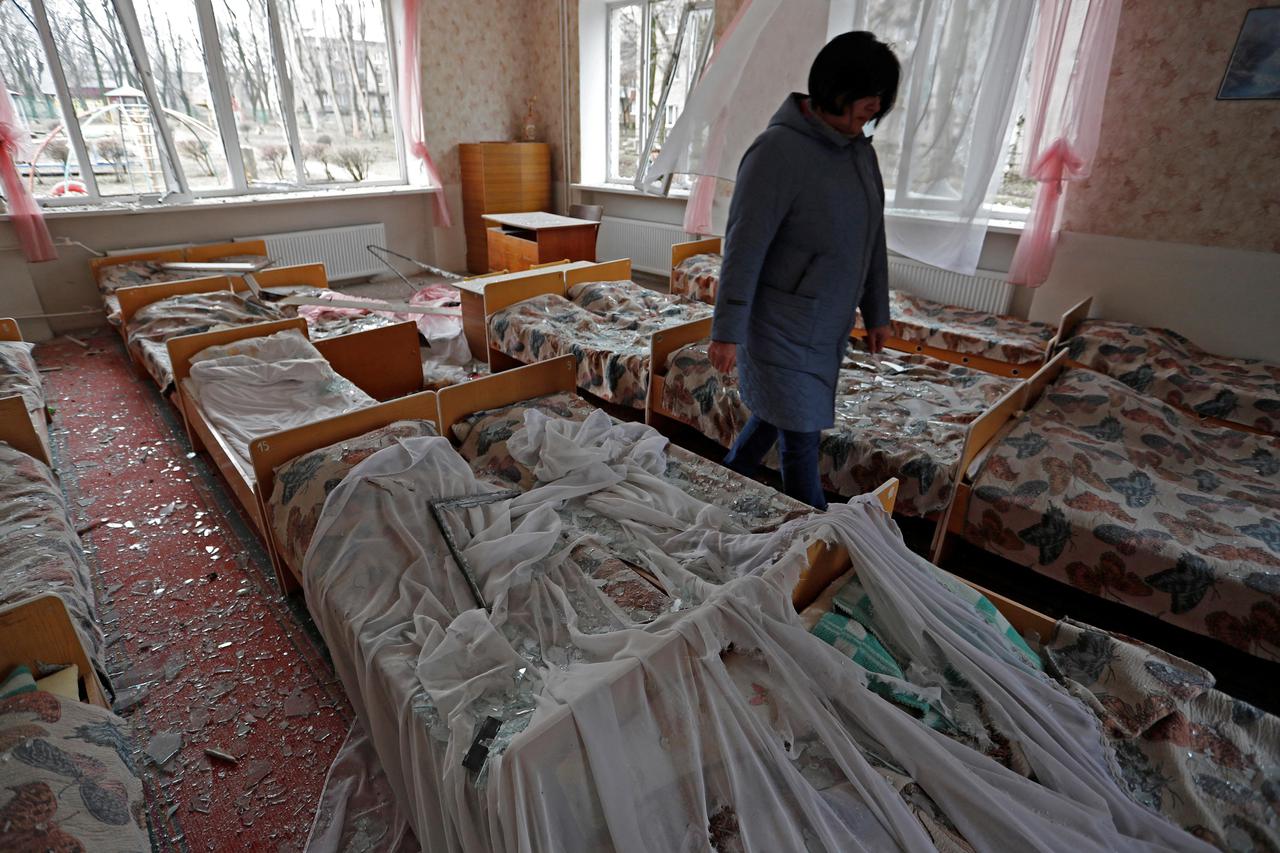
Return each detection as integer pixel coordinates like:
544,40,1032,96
1062,0,1280,254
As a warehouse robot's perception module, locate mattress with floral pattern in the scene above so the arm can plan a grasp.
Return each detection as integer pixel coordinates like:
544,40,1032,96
1064,319,1280,435
0,683,149,851
124,290,283,391
486,280,712,409
861,290,1056,365
671,252,724,303
266,419,441,576
0,442,103,669
661,344,1019,515
0,340,45,428
1046,618,1279,851
964,367,1280,662
450,391,807,529
97,253,269,325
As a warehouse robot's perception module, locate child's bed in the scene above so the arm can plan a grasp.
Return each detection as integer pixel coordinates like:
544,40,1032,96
933,352,1280,663
483,259,712,409
669,238,1087,377
1058,309,1280,436
297,355,1224,852
118,275,283,392
646,317,1022,517
252,392,439,595
167,319,424,534
90,239,270,327
0,429,102,679
0,318,50,463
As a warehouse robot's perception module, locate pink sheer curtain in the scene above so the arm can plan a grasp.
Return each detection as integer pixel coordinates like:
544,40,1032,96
682,0,753,236
0,74,56,263
1008,0,1123,286
397,0,452,229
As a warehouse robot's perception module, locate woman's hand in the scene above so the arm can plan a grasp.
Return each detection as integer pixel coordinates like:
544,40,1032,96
708,340,737,374
865,325,890,354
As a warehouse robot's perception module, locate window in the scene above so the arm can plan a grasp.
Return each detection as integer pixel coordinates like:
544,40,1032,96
0,0,405,206
605,0,713,188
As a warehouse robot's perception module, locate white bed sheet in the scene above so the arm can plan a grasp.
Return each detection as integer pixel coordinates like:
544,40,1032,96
302,412,1209,853
183,329,374,475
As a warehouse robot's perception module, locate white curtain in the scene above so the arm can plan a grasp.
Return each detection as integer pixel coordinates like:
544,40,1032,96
640,0,1034,276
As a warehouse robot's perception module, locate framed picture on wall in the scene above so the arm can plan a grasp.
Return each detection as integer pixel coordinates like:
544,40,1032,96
1218,6,1280,99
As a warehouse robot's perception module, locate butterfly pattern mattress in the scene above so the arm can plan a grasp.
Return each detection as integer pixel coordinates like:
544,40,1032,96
1065,319,1280,435
964,367,1280,661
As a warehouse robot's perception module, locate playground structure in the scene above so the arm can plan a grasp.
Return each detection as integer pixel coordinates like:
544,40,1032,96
26,85,221,197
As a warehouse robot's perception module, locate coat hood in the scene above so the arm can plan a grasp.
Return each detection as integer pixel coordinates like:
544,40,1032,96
768,93,871,150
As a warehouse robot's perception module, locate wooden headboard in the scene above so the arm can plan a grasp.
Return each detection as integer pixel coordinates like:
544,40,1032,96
565,258,632,288
116,275,241,329
437,355,578,438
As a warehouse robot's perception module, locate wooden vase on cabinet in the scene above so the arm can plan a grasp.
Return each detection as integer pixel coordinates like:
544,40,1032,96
459,142,551,274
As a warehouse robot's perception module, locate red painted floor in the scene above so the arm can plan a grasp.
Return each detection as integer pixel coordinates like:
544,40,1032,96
37,329,352,852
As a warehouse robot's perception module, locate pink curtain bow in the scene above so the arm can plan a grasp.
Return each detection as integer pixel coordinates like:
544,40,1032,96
1008,0,1123,287
0,76,56,263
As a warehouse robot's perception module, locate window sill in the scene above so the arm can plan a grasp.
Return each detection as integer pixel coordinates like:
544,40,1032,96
572,182,1026,235
9,184,439,222
573,181,691,200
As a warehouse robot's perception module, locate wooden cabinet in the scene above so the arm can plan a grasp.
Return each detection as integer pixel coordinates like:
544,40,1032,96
459,142,551,274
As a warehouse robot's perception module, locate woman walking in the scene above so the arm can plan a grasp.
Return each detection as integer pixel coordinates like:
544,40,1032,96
708,31,899,510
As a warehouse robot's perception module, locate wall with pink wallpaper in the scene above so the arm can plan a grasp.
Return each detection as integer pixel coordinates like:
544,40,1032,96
1062,0,1280,254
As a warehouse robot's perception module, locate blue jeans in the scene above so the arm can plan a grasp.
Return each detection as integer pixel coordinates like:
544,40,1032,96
723,415,827,510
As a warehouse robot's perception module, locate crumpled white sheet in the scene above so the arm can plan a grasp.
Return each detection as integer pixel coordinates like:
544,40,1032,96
305,717,417,853
303,413,1211,853
184,329,374,474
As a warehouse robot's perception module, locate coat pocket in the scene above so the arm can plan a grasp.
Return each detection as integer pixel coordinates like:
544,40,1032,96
748,286,818,366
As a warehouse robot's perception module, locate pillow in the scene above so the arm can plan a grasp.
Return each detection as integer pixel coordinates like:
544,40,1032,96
0,664,36,699
35,664,80,701
0,687,149,849
451,392,595,488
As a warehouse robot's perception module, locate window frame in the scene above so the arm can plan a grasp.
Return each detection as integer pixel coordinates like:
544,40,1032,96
603,0,713,187
21,0,409,209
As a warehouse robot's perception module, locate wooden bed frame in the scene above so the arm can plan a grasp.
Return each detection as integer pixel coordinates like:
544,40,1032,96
167,319,424,534
849,296,1091,379
0,395,50,468
929,350,1071,564
116,275,243,329
0,595,110,709
248,262,330,292
250,389,440,595
183,239,268,262
478,258,642,379
670,237,722,296
0,318,52,464
114,275,244,374
89,247,186,288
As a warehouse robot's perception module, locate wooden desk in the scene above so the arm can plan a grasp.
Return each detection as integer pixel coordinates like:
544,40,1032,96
483,212,599,272
455,262,596,359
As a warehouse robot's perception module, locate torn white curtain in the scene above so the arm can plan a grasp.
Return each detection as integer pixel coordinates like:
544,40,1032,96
640,0,1033,276
303,412,1210,852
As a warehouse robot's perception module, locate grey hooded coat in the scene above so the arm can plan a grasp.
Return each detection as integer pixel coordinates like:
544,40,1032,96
711,94,890,434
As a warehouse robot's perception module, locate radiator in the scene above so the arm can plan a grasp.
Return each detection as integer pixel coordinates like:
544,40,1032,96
597,216,696,275
887,256,1014,315
237,223,388,282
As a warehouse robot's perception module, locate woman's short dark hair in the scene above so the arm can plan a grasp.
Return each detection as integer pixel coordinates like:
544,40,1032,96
808,32,900,122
